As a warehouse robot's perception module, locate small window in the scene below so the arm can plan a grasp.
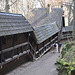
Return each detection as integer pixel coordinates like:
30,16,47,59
2,36,6,44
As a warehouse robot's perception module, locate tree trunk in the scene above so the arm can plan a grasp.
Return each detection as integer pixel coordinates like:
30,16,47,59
5,0,9,12
73,0,75,40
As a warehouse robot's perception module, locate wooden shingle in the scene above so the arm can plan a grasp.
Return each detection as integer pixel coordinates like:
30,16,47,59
27,8,63,29
34,22,59,44
0,12,33,36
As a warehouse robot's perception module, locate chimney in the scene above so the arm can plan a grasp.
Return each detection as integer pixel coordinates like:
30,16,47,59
47,3,51,13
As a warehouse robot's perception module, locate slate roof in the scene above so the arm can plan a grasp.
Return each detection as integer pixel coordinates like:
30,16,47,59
34,22,59,44
27,8,63,28
0,12,33,37
62,26,73,32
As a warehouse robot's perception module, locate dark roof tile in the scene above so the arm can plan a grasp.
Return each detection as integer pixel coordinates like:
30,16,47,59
27,8,63,28
0,12,33,36
34,22,59,44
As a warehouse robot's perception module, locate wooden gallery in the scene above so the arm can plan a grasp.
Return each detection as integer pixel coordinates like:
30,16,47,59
0,13,33,67
29,23,59,59
0,8,63,67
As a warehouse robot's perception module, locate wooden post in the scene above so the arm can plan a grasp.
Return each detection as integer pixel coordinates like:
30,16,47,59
49,38,50,46
73,0,75,40
28,33,30,52
0,37,2,63
11,35,15,58
0,37,5,68
43,41,44,52
36,44,39,57
28,33,34,60
20,46,23,53
28,33,30,42
43,41,44,47
17,48,19,55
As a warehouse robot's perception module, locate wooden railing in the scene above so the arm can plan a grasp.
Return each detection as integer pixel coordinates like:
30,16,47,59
0,36,58,67
62,32,73,39
36,36,58,56
0,42,28,54
0,42,30,67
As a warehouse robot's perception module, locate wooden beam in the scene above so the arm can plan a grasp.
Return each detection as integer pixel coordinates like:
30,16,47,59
0,42,28,54
20,46,23,53
0,50,30,67
28,42,35,52
36,44,53,55
43,41,44,47
28,33,30,42
36,44,39,57
36,36,58,54
11,35,15,58
0,37,2,63
42,41,45,53
49,38,51,46
17,48,19,55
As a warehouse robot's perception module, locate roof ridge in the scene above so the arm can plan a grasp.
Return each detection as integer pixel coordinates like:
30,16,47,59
0,12,22,16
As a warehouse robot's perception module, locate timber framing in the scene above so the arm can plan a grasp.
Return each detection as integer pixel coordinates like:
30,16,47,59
28,22,59,59
0,8,73,69
0,12,33,67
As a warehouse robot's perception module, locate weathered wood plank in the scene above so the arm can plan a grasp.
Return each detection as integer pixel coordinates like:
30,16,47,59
34,23,59,44
0,50,30,66
0,42,28,54
36,36,58,54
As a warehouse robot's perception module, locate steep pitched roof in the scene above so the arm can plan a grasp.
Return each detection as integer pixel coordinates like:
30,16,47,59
34,22,59,44
0,12,33,36
33,8,63,28
26,8,47,28
27,8,63,28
